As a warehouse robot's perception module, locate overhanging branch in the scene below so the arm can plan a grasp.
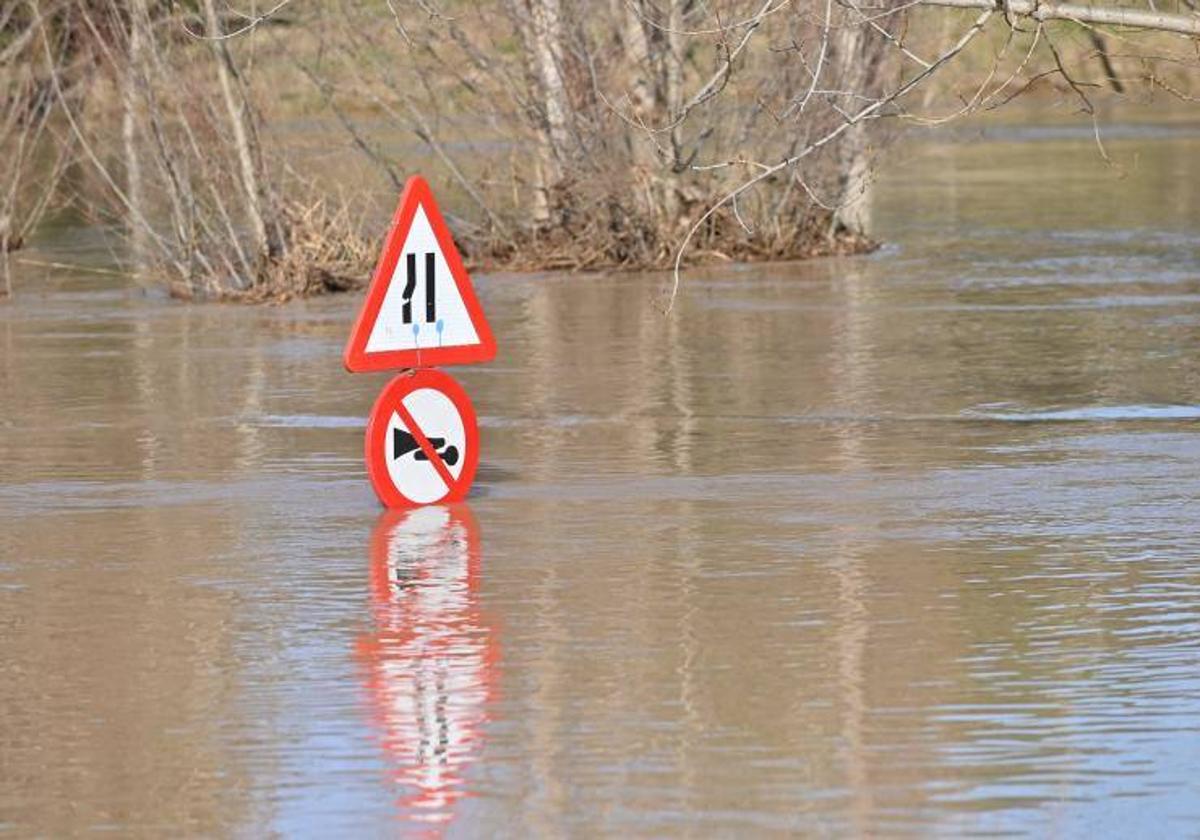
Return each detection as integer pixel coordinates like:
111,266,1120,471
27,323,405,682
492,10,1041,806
918,0,1200,36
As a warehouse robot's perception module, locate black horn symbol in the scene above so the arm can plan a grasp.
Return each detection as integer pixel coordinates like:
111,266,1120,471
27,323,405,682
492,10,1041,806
393,429,459,466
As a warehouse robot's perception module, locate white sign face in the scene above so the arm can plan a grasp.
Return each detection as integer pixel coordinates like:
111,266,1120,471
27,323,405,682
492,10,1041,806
365,207,481,355
384,386,468,505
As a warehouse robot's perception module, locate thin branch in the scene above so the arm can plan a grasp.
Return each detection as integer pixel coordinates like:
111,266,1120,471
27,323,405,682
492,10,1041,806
625,0,792,36
183,0,296,40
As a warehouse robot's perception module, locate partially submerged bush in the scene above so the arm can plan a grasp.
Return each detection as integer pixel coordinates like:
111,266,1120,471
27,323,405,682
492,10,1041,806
5,0,1198,299
173,195,375,302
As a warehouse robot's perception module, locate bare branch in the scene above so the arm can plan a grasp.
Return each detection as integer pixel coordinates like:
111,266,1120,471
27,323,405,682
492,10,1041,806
183,0,296,40
919,0,1200,36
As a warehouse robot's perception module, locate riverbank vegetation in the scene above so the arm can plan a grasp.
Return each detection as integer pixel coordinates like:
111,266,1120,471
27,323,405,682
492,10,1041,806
1,0,1198,300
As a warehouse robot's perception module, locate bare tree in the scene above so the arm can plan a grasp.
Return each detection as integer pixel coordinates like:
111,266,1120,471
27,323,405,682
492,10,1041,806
4,0,1198,300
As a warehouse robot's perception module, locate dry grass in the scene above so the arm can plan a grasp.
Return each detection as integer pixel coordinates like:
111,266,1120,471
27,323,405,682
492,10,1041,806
167,194,376,302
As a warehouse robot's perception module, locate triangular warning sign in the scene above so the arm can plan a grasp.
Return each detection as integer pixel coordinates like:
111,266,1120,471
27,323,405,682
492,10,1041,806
344,176,497,372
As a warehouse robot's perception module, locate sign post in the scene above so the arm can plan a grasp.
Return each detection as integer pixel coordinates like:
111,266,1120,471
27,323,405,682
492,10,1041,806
345,176,495,508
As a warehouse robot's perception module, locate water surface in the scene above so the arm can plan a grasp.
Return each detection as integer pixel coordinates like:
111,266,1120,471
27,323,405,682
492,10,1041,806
2,117,1200,836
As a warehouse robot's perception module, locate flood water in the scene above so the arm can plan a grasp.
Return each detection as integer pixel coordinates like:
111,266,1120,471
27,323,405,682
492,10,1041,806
3,116,1200,836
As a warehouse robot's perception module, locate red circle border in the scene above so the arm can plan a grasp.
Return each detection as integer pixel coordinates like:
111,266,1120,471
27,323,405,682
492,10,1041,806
364,370,480,508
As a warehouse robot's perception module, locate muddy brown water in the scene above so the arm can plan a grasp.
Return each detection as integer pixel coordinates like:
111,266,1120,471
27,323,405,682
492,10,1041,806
3,118,1200,836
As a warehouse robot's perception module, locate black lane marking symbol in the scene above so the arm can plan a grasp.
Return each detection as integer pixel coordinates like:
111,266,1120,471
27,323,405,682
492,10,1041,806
393,429,460,466
425,252,436,324
401,252,438,325
391,398,460,494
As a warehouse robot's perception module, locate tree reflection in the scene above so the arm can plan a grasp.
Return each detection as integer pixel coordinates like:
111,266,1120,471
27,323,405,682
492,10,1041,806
357,505,499,828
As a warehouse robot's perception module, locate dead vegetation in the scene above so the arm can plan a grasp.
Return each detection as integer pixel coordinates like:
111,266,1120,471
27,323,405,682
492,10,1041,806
315,0,892,274
1,0,1198,300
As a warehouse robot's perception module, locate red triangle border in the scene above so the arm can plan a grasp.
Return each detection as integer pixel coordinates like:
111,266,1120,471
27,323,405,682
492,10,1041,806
343,176,497,373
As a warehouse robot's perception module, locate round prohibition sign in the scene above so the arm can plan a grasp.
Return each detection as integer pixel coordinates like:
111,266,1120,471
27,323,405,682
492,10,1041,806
365,369,480,508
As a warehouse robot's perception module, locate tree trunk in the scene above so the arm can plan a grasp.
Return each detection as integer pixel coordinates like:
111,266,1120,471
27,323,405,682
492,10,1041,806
829,12,890,238
659,1,683,219
1,235,10,298
622,0,683,223
202,0,280,265
122,0,148,269
519,0,572,225
622,1,656,117
834,121,874,237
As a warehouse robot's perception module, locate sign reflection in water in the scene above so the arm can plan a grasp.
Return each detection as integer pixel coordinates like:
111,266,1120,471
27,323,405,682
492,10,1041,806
357,505,498,826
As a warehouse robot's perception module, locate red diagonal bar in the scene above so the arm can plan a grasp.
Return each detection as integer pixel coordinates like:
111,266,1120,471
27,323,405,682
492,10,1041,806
393,397,460,495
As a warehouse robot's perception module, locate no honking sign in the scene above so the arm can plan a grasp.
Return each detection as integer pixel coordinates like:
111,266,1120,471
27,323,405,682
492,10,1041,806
365,370,480,508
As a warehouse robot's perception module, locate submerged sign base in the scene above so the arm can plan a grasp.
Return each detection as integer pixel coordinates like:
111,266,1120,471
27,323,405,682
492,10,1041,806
364,369,479,508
